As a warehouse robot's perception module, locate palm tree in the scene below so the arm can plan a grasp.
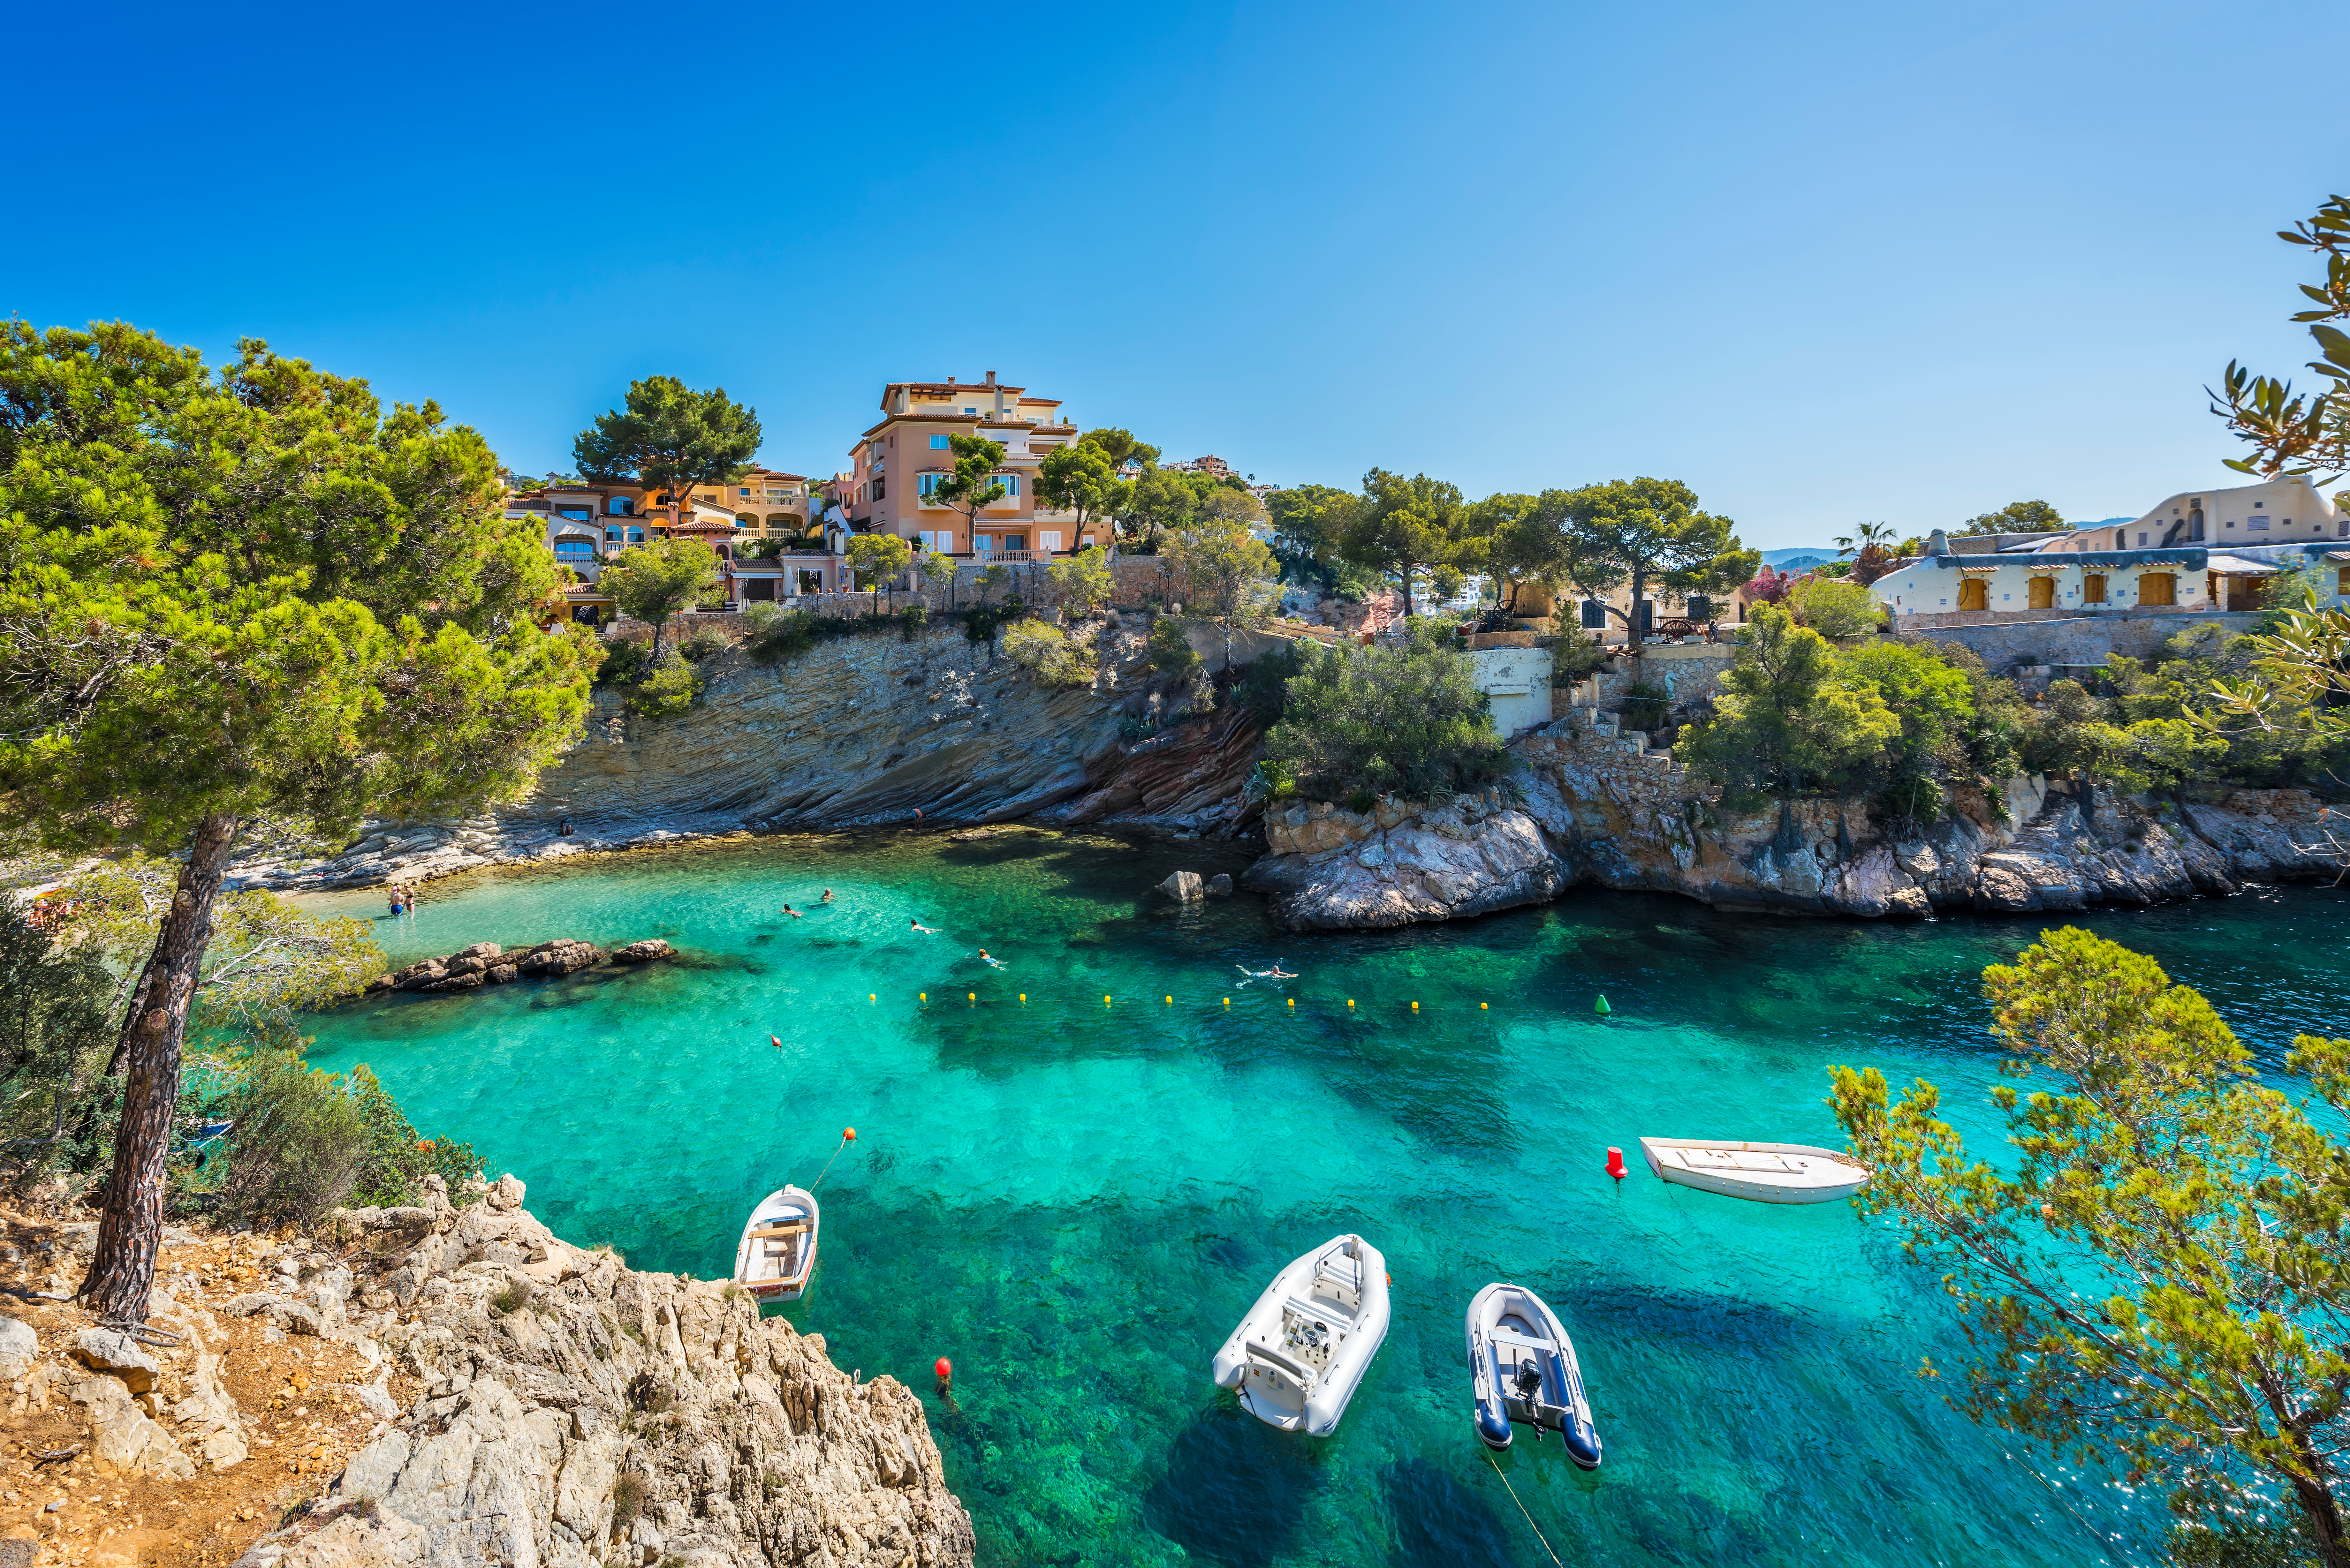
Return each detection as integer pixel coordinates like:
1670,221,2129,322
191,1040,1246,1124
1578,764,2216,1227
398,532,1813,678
1834,521,1897,558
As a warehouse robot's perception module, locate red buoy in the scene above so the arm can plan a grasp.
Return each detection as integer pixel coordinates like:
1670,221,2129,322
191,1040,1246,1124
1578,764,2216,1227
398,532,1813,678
934,1357,952,1383
1605,1146,1628,1183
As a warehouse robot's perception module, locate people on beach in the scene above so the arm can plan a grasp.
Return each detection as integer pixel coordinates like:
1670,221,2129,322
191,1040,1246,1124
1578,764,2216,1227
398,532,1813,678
557,818,575,838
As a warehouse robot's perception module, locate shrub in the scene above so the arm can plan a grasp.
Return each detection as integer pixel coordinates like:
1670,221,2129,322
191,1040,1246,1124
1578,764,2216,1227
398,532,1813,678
962,600,1027,646
845,532,911,589
1263,622,1508,801
490,1282,529,1315
626,653,700,718
1234,643,1304,717
1002,620,1093,687
1784,577,1881,640
1550,633,1608,683
610,1474,646,1529
595,640,651,688
898,602,929,642
213,1052,370,1232
1619,681,1671,730
1048,545,1114,619
742,604,816,665
1148,616,1201,677
677,627,729,663
346,1065,479,1209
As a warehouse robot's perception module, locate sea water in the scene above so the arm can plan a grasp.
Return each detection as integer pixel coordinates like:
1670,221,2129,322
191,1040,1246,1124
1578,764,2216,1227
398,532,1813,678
301,833,2350,1567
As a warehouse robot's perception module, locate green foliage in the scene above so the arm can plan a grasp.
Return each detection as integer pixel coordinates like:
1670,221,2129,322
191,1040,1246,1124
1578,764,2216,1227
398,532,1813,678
1001,620,1092,688
919,552,959,599
1673,605,1900,802
213,1052,370,1231
572,376,762,508
1619,681,1671,730
1549,633,1609,683
345,1064,478,1208
598,539,722,658
1429,563,1467,604
2210,194,2350,483
1263,623,1507,802
1339,470,1477,616
1840,640,1979,817
974,563,1013,606
1830,927,2350,1560
1956,499,2065,536
676,627,729,663
596,639,650,687
929,435,1008,527
0,910,117,1173
845,532,911,589
1047,545,1114,620
898,602,929,642
1784,577,1881,639
1549,477,1757,648
0,324,599,858
1164,516,1278,647
961,600,1027,648
1147,616,1201,677
1234,643,1305,718
1035,444,1130,540
1265,484,1361,587
741,604,815,665
625,653,699,718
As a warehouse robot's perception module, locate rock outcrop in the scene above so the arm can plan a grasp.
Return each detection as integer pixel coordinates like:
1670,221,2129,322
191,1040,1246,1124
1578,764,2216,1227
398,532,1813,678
231,621,1272,892
1246,721,2350,929
369,939,643,996
1156,871,1204,902
608,939,675,963
236,1176,973,1568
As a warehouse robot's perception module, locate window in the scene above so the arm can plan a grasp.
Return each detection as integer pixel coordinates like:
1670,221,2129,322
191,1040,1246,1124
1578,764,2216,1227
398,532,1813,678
2137,531,2148,546
1686,595,1710,622
2249,517,2271,530
557,506,592,521
2190,508,2203,539
609,497,634,516
975,534,993,553
1581,599,1606,629
554,539,594,561
628,528,646,544
1638,600,1654,633
606,527,624,542
739,487,752,497
964,406,977,414
1001,533,1027,551
2083,573,2106,604
919,472,944,497
930,434,950,449
1039,530,1063,551
1000,474,1020,497
873,478,885,501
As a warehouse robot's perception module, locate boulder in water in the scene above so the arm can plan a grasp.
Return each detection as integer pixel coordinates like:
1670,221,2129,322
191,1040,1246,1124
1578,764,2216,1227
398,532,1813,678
1157,870,1204,902
1206,873,1233,896
611,938,677,963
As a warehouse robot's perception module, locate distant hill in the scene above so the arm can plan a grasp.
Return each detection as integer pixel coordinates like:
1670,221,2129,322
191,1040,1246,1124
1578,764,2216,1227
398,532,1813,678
1761,547,1838,569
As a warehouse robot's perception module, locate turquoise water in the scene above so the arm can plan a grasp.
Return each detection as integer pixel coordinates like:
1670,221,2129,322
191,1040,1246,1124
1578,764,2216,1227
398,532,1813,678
299,834,2350,1567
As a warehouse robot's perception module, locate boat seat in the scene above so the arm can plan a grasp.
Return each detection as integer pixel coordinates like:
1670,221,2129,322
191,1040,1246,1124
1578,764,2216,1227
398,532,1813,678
1310,1254,1362,1310
748,1220,812,1239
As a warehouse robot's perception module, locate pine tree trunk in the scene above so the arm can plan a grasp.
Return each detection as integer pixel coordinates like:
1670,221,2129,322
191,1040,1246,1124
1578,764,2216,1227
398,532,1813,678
80,811,237,1328
1628,565,1648,650
2292,1471,2347,1568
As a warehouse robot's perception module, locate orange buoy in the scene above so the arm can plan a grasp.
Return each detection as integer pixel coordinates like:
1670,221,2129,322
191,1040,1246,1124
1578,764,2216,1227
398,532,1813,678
770,1034,782,1049
844,1128,857,1142
1605,1146,1628,1183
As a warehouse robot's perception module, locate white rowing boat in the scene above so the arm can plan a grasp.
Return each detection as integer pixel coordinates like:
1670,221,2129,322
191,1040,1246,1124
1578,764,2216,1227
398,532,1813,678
732,1185,820,1301
1638,1137,1868,1205
1211,1234,1389,1436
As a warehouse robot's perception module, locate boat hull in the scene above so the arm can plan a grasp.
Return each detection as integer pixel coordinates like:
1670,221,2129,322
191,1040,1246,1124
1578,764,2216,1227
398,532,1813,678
1638,1137,1868,1205
733,1185,820,1302
1212,1234,1390,1437
1465,1282,1602,1469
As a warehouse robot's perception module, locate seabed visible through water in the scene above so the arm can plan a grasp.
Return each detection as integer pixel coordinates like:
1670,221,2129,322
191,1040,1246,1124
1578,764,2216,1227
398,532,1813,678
300,830,2350,1568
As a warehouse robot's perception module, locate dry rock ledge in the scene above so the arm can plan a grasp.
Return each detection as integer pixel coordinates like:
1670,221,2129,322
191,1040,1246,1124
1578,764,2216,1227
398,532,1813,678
231,1176,975,1568
1244,721,2350,929
366,941,671,997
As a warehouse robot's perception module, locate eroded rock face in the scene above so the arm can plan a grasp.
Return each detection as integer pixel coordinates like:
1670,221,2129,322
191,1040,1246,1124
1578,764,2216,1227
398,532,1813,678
1246,722,2350,930
235,1180,974,1568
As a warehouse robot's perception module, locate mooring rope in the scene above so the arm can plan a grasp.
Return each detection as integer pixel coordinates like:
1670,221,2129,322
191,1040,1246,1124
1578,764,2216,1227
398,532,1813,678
1480,1446,1564,1567
808,1131,854,1189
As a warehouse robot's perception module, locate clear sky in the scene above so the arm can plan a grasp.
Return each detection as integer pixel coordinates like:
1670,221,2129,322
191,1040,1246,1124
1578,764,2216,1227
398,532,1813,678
9,1,2344,550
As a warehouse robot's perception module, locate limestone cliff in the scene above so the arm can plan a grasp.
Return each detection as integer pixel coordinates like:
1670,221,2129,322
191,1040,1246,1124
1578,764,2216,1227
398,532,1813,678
1245,717,2350,928
235,1177,973,1568
233,620,1267,891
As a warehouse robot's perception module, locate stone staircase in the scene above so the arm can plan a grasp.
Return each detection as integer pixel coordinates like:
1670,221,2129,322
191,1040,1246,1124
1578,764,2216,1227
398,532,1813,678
1585,710,1680,769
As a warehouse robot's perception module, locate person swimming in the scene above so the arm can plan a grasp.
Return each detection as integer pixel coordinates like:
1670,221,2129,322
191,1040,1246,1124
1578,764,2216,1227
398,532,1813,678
782,904,802,918
821,888,834,903
911,917,941,933
977,948,1007,969
1234,961,1298,986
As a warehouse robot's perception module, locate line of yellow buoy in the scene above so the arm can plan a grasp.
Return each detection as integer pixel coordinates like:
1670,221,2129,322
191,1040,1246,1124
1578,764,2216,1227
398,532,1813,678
869,993,1520,1012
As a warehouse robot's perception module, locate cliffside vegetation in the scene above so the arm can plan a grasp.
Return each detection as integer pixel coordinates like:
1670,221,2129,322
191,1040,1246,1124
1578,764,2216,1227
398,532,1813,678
0,322,596,1328
1261,622,1506,807
1833,927,2350,1568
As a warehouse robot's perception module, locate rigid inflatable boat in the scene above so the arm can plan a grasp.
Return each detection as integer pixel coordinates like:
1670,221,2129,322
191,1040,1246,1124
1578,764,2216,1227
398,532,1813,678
1211,1234,1389,1436
732,1185,819,1302
1465,1281,1601,1467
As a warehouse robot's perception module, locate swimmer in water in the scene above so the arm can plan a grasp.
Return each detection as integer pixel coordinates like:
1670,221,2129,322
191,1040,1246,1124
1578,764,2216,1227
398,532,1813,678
977,949,1007,969
1234,961,1299,986
911,917,941,934
821,888,834,903
782,904,802,918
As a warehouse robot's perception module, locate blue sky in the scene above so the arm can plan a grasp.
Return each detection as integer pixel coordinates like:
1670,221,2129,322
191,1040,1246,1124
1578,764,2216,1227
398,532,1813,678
9,1,2344,549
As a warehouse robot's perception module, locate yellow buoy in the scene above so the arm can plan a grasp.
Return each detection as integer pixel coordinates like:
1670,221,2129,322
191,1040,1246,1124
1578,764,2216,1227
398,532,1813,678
1165,995,1173,1005
1104,994,1112,1005
920,992,927,1001
869,993,876,1001
1020,993,1027,1002
1223,997,1230,1006
1347,999,1355,1008
968,992,975,1002
1481,1001,1488,1009
1411,1000,1419,1011
1287,998,1295,1007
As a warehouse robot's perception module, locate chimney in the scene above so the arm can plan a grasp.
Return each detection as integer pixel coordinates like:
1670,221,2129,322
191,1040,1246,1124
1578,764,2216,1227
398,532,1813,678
947,375,955,387
986,370,997,386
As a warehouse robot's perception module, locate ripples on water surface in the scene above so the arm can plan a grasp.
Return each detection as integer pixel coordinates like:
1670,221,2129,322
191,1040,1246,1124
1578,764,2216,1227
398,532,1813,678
299,833,2350,1567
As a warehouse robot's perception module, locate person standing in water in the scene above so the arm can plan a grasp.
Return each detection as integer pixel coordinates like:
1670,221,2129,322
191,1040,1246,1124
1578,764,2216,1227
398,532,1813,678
821,888,834,903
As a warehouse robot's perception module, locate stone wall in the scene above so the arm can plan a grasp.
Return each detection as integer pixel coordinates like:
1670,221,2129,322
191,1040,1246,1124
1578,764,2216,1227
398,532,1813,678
1910,610,2265,668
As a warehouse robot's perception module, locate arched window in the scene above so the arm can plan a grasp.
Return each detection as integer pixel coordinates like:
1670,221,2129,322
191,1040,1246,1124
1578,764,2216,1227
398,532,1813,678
627,527,646,544
553,539,595,562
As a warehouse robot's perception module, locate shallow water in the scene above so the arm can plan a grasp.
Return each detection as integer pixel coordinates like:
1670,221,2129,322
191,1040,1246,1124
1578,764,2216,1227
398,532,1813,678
301,833,2350,1567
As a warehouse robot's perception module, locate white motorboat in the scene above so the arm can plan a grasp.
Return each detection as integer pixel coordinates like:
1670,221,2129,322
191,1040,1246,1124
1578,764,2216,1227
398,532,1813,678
1465,1282,1601,1467
732,1185,820,1302
1638,1137,1869,1204
1211,1234,1389,1436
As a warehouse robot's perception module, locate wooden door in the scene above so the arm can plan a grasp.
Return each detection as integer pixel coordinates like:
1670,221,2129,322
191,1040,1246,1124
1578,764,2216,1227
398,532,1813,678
1958,578,1988,611
2028,577,2054,608
2139,573,2175,607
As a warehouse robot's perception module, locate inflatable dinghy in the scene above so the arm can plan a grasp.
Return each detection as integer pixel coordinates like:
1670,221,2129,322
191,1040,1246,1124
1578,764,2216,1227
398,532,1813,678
1465,1281,1601,1467
1211,1234,1389,1436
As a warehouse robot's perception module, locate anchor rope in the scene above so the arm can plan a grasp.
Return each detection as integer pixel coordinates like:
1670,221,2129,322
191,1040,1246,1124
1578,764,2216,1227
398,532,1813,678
1480,1446,1563,1568
809,1134,853,1189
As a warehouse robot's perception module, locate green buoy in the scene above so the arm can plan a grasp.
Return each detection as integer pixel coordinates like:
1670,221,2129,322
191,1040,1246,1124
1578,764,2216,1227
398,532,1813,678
1595,994,1612,1015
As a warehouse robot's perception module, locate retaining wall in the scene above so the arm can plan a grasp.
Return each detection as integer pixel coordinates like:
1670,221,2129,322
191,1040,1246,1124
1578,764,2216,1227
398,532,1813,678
1912,610,2265,667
